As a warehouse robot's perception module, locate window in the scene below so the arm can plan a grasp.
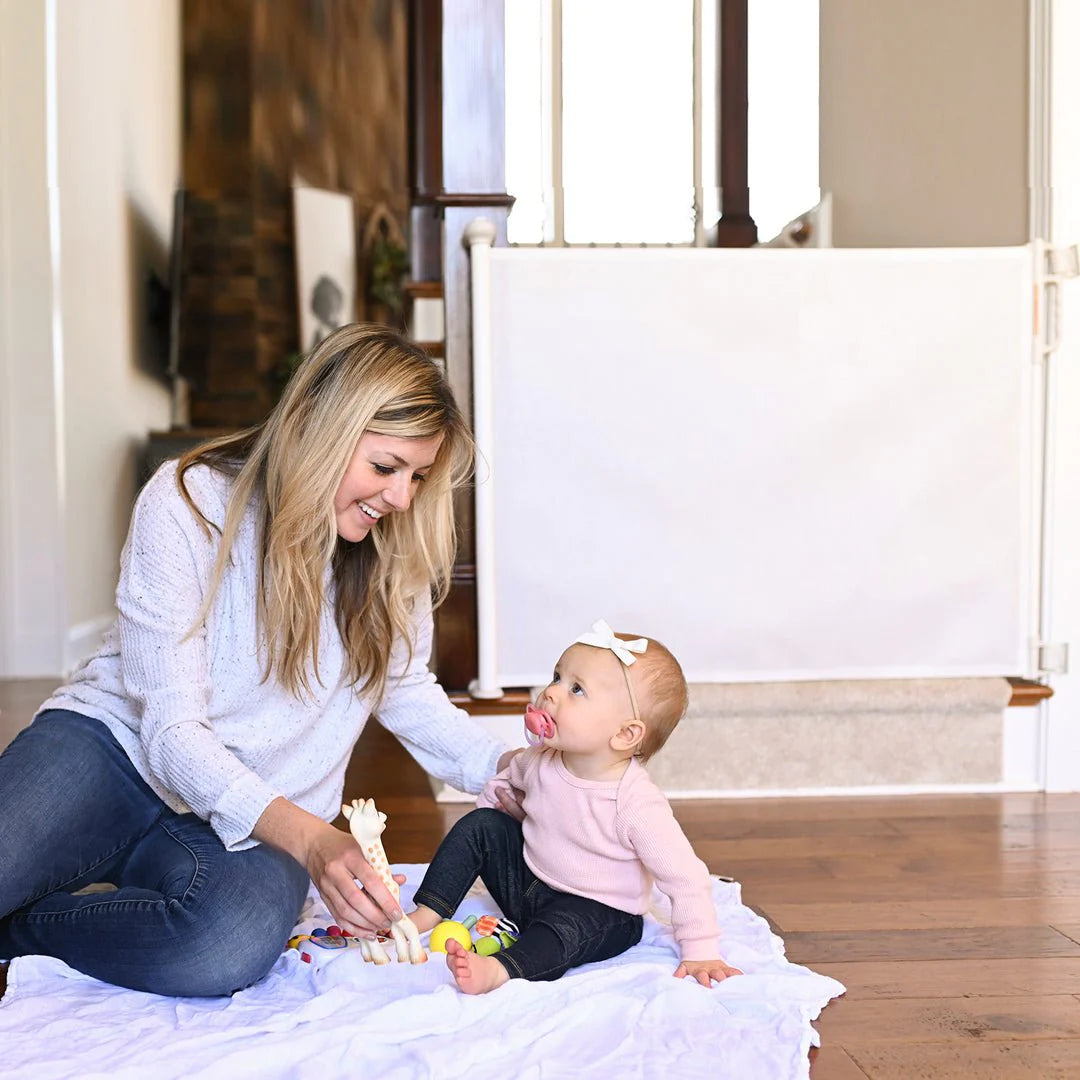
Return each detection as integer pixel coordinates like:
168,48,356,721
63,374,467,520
505,0,819,246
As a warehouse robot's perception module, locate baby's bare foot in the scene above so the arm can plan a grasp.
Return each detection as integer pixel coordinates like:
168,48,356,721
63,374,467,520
444,938,510,994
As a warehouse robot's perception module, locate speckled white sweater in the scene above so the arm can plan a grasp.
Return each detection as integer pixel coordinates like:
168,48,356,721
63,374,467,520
40,461,506,851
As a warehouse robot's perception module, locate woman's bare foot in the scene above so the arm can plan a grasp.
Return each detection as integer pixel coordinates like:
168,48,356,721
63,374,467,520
406,905,443,935
444,938,509,994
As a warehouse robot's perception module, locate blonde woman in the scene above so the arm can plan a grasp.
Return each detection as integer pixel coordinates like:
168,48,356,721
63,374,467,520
0,325,518,997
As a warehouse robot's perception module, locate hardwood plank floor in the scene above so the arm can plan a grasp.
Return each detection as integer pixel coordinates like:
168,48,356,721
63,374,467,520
2,679,1079,1078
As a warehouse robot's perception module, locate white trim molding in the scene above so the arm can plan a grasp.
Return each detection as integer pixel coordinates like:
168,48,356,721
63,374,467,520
65,613,113,677
464,218,503,700
1041,0,1080,790
0,0,67,678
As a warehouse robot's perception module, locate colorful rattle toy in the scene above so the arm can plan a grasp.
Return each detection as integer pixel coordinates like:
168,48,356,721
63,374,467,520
341,797,427,965
467,914,519,940
288,926,371,965
456,913,519,955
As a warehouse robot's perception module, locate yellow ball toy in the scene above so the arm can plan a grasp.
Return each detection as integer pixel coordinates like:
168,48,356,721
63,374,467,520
429,920,473,953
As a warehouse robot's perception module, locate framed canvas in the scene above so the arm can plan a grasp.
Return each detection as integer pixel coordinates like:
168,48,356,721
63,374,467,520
292,185,357,351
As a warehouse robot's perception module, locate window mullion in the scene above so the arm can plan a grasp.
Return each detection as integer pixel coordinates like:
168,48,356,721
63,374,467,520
693,0,704,246
546,0,565,245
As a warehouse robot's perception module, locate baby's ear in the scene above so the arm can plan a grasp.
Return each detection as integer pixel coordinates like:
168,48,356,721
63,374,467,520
612,720,646,755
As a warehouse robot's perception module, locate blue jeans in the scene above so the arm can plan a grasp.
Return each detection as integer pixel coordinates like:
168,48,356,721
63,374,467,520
413,808,643,981
0,710,310,996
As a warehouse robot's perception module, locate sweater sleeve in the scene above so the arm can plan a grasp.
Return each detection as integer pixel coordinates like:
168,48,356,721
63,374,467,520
618,776,721,962
374,592,509,794
117,464,282,850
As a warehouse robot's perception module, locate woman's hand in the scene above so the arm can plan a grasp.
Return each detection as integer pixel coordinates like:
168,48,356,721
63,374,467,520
303,823,407,936
252,797,405,937
492,748,526,822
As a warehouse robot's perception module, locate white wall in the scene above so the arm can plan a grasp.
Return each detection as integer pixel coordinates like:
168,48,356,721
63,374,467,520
0,0,66,677
0,0,177,677
1043,0,1080,790
54,0,177,667
820,0,1028,247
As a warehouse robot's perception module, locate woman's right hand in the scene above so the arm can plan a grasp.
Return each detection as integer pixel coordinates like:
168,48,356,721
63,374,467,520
303,822,406,937
253,797,405,937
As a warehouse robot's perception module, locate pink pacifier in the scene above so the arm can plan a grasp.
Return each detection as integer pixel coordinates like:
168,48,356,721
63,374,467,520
524,704,555,747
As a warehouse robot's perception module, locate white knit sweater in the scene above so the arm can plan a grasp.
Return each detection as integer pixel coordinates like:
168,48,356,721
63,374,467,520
41,461,506,851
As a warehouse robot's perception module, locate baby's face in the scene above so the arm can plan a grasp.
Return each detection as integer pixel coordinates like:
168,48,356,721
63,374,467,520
533,644,637,756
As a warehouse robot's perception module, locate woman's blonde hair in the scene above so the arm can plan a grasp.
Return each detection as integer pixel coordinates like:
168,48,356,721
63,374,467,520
176,323,473,704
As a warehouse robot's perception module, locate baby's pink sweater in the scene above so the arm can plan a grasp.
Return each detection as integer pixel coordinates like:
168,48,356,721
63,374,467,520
478,748,721,961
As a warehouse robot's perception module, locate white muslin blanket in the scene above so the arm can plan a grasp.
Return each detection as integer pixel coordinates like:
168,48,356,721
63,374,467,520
0,866,844,1079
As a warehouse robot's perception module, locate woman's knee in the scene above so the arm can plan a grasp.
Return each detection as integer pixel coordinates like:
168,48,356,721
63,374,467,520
0,719,150,918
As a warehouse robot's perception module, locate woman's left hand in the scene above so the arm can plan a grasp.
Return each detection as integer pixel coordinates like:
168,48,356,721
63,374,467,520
492,748,526,821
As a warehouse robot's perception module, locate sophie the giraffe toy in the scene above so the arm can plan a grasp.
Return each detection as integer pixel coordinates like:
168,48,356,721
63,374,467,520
341,797,427,965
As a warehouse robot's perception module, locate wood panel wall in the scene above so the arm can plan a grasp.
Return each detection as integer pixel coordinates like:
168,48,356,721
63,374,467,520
180,0,409,427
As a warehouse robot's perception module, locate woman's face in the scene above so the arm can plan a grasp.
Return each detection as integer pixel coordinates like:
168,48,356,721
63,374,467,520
334,431,445,542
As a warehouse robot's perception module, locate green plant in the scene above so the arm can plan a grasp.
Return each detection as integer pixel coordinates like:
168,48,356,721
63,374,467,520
368,228,409,325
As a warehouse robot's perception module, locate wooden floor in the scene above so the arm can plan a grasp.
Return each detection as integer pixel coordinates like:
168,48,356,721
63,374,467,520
3,678,1080,1078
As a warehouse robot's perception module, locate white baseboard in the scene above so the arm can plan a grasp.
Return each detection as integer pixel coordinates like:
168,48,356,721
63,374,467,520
0,629,62,679
64,613,113,676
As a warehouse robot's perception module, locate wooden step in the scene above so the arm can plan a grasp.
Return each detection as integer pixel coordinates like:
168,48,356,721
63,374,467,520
449,680,1052,716
404,279,444,300
448,689,531,715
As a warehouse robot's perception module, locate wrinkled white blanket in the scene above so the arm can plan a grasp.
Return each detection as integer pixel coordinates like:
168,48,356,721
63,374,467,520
0,866,844,1080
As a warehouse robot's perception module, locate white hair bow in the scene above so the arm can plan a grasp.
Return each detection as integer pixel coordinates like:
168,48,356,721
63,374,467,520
575,619,648,666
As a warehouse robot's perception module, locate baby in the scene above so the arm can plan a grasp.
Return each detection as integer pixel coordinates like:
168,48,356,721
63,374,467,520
407,619,742,994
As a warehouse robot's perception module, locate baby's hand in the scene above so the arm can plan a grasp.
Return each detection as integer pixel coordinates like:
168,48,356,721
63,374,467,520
674,958,743,987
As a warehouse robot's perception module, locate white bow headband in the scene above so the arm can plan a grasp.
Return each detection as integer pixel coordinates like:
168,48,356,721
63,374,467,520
575,619,648,724
575,619,648,665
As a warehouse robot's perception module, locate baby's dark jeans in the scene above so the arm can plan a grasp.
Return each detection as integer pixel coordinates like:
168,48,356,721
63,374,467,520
412,807,643,981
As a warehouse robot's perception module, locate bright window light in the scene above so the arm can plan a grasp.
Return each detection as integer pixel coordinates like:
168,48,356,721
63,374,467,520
505,1,819,247
747,0,820,240
562,0,694,244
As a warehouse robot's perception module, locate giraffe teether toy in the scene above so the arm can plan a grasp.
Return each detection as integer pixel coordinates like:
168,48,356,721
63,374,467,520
341,797,427,965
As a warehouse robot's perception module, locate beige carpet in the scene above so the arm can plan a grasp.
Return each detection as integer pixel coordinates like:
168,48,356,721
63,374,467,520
645,677,1013,793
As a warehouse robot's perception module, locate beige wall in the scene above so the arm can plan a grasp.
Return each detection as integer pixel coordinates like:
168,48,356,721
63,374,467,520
820,0,1029,247
55,0,177,658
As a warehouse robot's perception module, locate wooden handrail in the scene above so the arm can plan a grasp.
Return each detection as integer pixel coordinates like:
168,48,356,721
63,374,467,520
1006,678,1053,706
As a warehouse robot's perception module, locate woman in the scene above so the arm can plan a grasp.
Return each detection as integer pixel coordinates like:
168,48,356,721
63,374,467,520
0,325,517,996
